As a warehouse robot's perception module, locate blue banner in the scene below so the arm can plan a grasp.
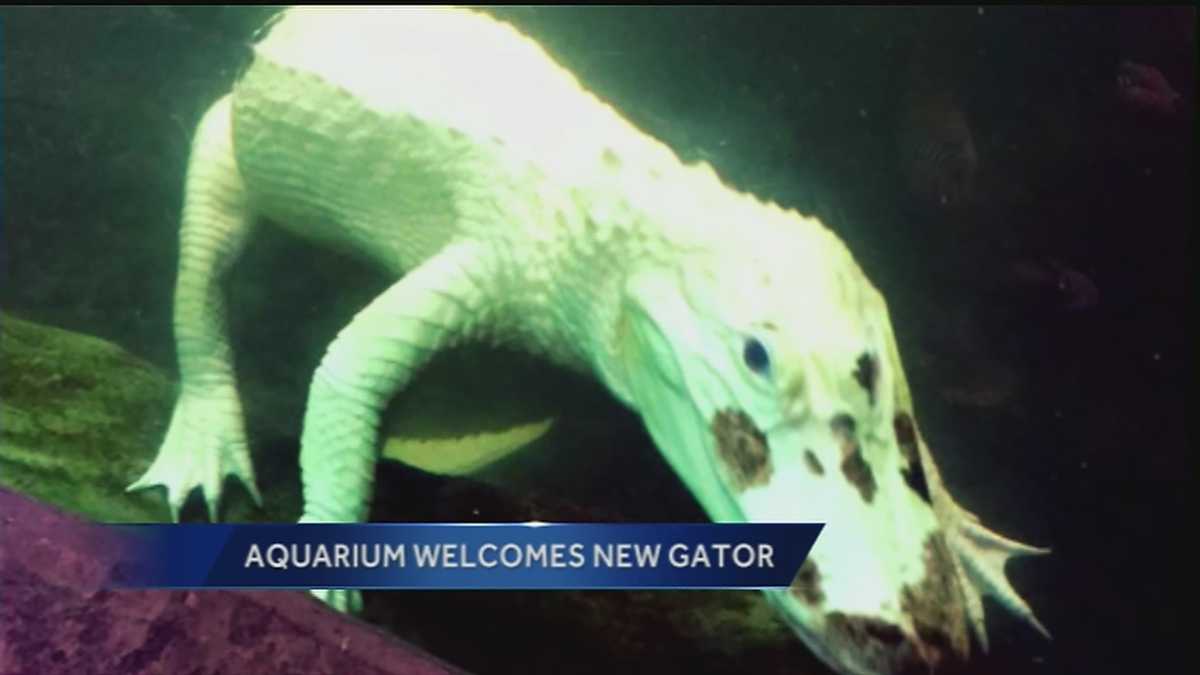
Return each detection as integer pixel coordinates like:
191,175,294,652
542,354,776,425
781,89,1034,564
103,523,822,590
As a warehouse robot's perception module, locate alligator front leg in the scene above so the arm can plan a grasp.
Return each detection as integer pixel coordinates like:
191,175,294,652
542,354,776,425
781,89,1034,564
298,240,494,612
127,96,261,522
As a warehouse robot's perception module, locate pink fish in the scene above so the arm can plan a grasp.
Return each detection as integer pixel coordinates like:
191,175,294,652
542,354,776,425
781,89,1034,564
1007,257,1100,312
1116,60,1182,117
896,41,979,211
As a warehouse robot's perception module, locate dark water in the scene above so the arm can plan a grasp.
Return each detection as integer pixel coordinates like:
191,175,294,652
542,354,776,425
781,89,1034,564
1,7,1191,674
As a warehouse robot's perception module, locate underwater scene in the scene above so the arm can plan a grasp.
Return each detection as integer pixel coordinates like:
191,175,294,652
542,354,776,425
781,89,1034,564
0,6,1192,675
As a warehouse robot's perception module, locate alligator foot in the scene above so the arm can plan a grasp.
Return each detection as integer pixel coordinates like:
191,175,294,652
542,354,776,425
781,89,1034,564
127,389,262,521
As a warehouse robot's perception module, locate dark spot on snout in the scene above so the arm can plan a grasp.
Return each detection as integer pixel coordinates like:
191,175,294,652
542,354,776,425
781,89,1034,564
831,414,876,503
825,612,929,675
900,534,971,667
601,147,621,169
804,449,825,476
894,413,932,505
894,413,917,461
841,454,877,505
790,560,824,606
711,409,772,491
853,352,878,406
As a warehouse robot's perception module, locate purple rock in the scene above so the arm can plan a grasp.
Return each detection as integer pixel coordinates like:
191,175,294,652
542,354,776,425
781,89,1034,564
0,488,469,675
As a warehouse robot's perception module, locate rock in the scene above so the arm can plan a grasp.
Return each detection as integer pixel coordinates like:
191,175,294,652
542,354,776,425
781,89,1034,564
0,487,467,675
0,311,174,522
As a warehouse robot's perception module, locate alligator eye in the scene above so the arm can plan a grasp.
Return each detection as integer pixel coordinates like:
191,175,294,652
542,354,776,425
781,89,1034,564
743,337,770,375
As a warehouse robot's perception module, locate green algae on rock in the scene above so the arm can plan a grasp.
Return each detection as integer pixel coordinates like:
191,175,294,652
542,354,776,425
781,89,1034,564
0,312,302,523
0,312,176,522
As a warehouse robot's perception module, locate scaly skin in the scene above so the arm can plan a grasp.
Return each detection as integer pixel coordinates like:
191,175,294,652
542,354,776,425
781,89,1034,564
130,7,1049,674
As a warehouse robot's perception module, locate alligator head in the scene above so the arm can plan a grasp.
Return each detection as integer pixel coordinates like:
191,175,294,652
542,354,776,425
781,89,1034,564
603,183,1049,674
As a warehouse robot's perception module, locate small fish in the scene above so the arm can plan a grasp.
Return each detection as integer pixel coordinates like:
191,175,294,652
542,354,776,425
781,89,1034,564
937,357,1020,409
1006,257,1100,312
896,45,979,210
1116,60,1182,117
911,306,1020,409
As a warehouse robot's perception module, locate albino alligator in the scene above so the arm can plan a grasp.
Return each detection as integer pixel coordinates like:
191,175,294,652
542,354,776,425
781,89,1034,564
129,7,1049,674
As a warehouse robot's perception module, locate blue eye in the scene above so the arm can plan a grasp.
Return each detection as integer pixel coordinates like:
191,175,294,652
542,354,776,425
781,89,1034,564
743,337,770,375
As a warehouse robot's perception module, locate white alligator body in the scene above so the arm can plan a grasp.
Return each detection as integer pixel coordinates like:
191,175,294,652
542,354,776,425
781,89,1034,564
130,7,1049,674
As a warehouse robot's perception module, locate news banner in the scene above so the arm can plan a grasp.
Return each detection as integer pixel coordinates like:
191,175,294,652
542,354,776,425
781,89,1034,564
102,523,823,590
